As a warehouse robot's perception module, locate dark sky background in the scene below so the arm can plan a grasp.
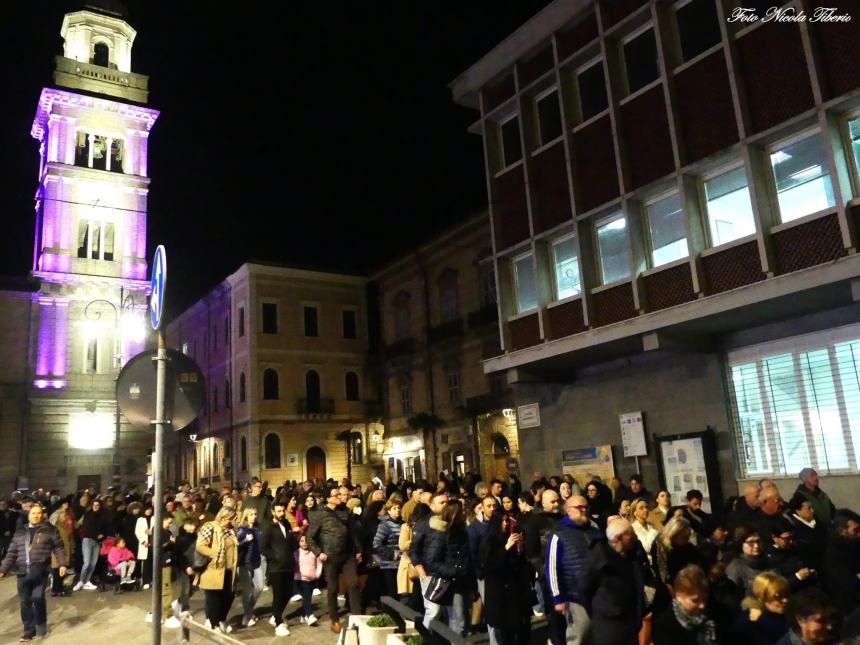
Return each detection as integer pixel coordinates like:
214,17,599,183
0,0,550,311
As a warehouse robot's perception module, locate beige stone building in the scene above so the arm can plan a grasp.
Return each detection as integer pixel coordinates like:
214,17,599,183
372,213,520,485
164,263,383,488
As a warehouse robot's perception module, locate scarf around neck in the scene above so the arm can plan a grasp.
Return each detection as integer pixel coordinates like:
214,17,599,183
672,599,717,644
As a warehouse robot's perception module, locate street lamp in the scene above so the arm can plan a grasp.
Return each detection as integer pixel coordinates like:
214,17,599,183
83,286,144,485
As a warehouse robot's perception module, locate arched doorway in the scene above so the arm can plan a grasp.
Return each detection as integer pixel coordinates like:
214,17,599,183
491,433,511,479
306,446,326,481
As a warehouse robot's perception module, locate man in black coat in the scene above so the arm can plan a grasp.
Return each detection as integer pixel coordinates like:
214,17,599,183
523,489,564,644
823,509,860,618
261,502,297,636
306,487,362,634
674,490,711,540
580,519,646,645
785,494,826,570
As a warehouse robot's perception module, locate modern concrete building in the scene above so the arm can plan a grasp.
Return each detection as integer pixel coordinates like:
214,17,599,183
0,2,157,494
450,0,860,506
164,263,382,488
372,214,520,484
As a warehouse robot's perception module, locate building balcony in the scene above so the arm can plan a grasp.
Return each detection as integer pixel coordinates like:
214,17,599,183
384,337,415,360
429,318,464,344
468,304,499,330
297,398,335,415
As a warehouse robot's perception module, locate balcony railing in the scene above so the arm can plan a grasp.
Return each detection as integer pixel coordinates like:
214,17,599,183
297,398,335,414
468,304,499,330
429,318,464,344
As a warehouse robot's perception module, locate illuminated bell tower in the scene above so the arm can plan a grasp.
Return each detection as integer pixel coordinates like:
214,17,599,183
25,1,159,491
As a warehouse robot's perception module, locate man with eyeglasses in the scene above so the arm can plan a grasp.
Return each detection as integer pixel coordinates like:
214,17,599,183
525,490,565,644
546,495,600,645
765,517,816,592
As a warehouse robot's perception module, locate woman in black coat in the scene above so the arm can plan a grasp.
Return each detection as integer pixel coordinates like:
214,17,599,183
479,511,534,643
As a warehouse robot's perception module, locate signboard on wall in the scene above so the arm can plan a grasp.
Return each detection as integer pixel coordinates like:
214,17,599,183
561,445,615,488
655,430,723,514
517,403,541,428
619,411,648,457
286,453,299,467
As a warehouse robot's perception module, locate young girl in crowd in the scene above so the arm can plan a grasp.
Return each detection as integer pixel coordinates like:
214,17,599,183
107,537,136,583
294,534,322,626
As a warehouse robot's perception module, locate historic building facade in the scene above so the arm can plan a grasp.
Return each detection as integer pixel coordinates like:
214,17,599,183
0,4,156,494
372,214,520,484
451,0,860,505
164,263,382,487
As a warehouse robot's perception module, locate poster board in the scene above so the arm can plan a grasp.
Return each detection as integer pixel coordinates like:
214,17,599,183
619,411,647,457
517,403,541,428
561,445,615,489
654,429,723,514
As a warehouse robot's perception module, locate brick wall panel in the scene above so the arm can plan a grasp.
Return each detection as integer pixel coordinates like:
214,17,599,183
642,263,696,311
509,313,542,350
572,115,619,212
531,141,573,234
592,282,637,327
546,299,587,339
620,85,675,189
701,241,765,295
773,213,846,274
492,166,530,250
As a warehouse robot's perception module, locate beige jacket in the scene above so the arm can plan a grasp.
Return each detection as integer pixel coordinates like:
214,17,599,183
195,522,238,590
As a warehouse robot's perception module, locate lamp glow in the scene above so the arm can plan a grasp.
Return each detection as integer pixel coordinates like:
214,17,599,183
69,412,114,449
121,314,145,343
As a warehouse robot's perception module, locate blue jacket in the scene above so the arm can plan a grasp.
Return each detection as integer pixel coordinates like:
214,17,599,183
236,526,261,569
372,515,402,570
546,516,600,605
467,519,489,579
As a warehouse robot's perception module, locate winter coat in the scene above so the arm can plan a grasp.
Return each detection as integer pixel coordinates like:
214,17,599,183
648,506,672,531
0,521,67,576
467,518,489,579
726,554,769,597
581,539,647,645
793,484,836,526
652,603,719,645
81,509,111,540
260,520,297,573
480,526,534,631
408,515,469,579
785,513,825,570
373,515,402,570
546,515,601,605
731,608,789,645
120,513,140,556
0,509,19,540
134,515,154,560
523,510,562,577
174,532,196,573
823,533,860,617
397,522,416,594
50,514,74,570
306,506,359,557
108,545,135,571
195,522,238,590
236,526,261,570
294,548,323,581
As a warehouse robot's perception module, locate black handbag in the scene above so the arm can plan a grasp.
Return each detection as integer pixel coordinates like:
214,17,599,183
188,537,210,572
423,575,453,603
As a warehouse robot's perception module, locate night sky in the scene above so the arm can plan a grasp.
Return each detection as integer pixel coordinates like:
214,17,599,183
0,1,551,311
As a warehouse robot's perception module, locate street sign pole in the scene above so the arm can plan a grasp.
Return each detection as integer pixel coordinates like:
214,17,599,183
151,330,168,645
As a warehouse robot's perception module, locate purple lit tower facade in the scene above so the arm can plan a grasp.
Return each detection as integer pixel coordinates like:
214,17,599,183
19,2,159,492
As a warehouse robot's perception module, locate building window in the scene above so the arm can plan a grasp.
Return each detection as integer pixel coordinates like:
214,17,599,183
438,269,459,322
500,115,522,168
213,386,219,412
674,0,721,62
262,302,278,334
345,371,360,401
577,59,608,121
646,192,688,267
623,27,659,95
77,221,115,261
74,132,124,172
263,368,279,400
264,433,281,469
239,372,246,403
93,42,110,67
399,380,412,415
480,264,497,306
447,370,461,405
393,292,412,340
224,380,230,409
240,435,247,471
351,432,364,465
342,310,357,339
704,165,756,247
551,236,581,300
304,306,319,337
848,117,860,175
238,307,245,338
769,132,835,223
305,370,321,410
513,253,538,313
536,88,562,145
84,336,99,374
596,214,631,284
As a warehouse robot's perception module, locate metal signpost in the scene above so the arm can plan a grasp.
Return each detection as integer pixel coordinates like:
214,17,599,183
150,245,167,645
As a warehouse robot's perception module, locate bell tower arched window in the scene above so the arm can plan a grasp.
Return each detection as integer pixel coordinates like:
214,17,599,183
93,42,110,67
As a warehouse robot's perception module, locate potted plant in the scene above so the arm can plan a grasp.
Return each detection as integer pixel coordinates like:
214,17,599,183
347,613,399,645
386,632,422,645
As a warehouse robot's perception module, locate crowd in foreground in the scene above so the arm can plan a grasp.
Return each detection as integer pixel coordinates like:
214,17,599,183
0,466,858,644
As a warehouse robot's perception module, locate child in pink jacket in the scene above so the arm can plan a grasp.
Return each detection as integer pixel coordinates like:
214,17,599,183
107,537,136,583
294,535,323,626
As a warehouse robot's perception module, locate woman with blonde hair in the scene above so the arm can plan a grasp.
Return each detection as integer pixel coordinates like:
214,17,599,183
652,517,708,587
730,571,790,644
236,507,263,628
197,507,239,633
631,498,660,558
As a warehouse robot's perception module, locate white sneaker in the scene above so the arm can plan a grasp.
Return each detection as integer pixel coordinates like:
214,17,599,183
306,614,318,626
275,623,290,636
290,593,302,602
73,581,83,592
205,619,212,630
170,599,180,613
164,616,181,629
143,583,150,590
246,617,257,627
298,616,305,624
269,616,276,627
312,588,321,596
83,582,98,591
145,612,153,623
219,622,232,634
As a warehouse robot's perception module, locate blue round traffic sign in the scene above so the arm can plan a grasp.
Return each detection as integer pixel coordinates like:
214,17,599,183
150,245,167,330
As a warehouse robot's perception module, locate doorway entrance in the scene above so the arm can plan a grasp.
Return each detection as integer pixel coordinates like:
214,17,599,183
491,434,511,480
306,446,326,481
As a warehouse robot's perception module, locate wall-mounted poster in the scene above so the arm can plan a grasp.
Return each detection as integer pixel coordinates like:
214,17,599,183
518,403,541,428
654,430,723,514
619,411,647,457
286,453,299,467
561,445,615,489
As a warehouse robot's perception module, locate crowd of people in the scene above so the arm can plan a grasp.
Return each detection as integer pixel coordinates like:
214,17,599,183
0,466,858,644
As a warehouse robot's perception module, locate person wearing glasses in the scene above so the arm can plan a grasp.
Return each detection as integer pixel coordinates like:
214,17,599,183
727,526,770,597
546,495,600,645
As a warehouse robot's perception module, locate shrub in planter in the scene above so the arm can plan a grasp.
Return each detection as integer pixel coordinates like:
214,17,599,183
406,635,423,645
367,614,396,628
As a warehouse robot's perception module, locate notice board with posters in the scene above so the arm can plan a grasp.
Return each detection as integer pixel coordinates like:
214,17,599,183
561,445,615,489
654,429,723,514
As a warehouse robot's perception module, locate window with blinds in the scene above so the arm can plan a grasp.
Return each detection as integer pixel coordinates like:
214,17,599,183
729,328,860,477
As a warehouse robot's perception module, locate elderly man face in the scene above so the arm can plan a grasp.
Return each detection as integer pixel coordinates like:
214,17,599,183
541,490,560,513
743,483,761,508
760,489,782,516
565,495,589,525
802,469,820,491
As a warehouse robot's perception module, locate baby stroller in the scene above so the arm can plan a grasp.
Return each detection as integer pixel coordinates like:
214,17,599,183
99,537,142,594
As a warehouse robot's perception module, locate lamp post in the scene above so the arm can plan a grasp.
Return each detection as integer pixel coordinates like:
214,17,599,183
83,286,143,486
